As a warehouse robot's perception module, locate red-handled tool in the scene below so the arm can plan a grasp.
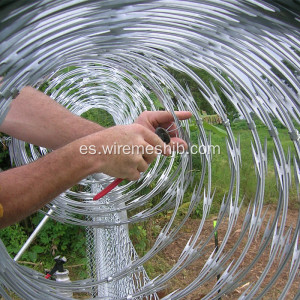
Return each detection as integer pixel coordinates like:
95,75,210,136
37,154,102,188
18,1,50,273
93,177,123,200
93,127,171,200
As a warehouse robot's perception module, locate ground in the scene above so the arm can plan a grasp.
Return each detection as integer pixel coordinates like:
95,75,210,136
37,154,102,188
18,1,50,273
150,205,299,299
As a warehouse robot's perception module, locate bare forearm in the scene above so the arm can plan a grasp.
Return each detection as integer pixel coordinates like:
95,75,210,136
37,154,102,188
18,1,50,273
0,86,104,149
0,137,95,228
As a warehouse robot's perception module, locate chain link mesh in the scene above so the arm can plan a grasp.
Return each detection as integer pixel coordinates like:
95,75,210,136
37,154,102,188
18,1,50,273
86,178,158,299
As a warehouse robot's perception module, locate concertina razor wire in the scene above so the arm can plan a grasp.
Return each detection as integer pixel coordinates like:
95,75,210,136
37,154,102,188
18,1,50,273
0,0,299,299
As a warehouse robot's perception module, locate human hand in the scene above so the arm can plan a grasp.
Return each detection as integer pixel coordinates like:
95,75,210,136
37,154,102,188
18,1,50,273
81,124,171,181
134,110,192,150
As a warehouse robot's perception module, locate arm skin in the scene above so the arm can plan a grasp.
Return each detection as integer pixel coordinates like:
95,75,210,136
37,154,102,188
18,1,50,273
0,86,104,149
0,86,192,228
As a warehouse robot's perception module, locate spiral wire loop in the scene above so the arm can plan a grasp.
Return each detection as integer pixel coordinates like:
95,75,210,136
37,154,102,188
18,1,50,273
0,0,299,299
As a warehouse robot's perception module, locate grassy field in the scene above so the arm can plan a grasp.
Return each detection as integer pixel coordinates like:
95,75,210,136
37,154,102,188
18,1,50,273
206,119,299,209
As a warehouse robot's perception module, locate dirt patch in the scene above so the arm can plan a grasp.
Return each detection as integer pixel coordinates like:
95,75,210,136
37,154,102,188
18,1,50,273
150,206,299,299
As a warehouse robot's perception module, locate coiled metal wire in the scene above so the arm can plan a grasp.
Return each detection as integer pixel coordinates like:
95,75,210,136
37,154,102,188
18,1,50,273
0,0,299,299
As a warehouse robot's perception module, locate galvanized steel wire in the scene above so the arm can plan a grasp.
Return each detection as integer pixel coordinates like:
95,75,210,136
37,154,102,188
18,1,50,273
0,0,299,299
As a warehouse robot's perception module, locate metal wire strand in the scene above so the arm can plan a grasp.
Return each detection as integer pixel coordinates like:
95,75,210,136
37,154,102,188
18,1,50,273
0,0,299,299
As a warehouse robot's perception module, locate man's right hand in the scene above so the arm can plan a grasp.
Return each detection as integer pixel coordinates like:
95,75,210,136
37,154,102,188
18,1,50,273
78,124,171,181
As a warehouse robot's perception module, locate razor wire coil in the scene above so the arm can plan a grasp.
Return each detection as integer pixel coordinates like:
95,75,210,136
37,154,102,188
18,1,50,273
0,0,299,299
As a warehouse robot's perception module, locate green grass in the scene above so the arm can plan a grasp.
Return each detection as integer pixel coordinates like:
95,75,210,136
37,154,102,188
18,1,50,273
189,118,299,218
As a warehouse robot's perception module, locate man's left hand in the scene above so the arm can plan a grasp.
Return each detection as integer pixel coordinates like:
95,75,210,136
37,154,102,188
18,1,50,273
135,111,192,151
